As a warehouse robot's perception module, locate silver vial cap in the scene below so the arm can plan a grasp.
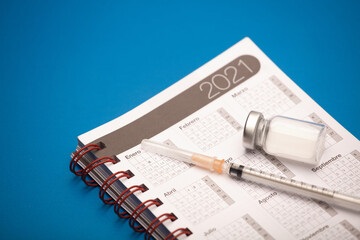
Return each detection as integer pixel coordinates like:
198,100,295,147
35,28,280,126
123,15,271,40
243,111,264,149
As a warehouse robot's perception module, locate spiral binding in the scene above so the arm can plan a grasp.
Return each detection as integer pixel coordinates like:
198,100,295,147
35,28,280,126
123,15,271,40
70,144,101,175
70,143,192,239
99,170,133,204
114,184,148,218
165,228,193,240
129,198,163,232
145,213,177,240
81,156,117,186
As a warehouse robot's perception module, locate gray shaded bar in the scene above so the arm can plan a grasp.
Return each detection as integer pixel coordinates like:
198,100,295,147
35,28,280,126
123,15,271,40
315,200,337,217
217,107,242,131
270,75,301,104
242,214,275,240
340,220,360,239
350,150,360,161
261,150,296,178
202,176,235,205
308,113,343,142
89,55,261,158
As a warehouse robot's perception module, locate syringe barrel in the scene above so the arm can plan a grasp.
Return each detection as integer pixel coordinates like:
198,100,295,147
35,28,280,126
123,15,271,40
229,163,360,211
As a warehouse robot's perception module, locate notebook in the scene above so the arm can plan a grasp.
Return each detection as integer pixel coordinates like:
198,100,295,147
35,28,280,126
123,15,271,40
70,37,360,240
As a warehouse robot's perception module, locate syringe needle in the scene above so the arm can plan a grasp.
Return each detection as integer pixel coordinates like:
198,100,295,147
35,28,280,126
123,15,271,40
141,139,360,212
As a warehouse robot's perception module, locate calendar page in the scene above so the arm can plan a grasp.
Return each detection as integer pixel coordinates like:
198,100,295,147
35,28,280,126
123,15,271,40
79,38,360,239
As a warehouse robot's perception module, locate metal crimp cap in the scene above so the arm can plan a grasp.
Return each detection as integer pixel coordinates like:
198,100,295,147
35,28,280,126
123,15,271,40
243,111,264,150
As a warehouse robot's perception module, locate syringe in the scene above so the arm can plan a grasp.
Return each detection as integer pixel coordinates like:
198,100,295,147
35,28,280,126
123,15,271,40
141,139,360,212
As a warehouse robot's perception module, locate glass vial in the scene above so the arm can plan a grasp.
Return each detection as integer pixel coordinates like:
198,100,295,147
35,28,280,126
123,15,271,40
243,111,326,165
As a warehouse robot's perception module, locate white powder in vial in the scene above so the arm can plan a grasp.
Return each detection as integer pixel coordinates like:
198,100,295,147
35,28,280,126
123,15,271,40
263,117,326,165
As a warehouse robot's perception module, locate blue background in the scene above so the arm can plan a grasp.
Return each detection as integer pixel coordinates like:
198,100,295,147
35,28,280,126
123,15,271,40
0,1,359,239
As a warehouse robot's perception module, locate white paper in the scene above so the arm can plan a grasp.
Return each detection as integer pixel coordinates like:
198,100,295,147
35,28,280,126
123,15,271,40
79,37,360,240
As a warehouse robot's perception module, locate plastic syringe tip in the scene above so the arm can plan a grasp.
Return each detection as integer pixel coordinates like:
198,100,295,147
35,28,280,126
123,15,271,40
141,139,193,164
141,139,226,173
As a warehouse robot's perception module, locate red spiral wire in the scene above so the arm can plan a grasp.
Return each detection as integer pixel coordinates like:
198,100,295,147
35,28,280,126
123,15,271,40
99,171,132,204
70,144,101,175
145,213,177,240
114,185,147,219
165,228,192,240
129,199,162,232
81,157,117,186
71,145,191,239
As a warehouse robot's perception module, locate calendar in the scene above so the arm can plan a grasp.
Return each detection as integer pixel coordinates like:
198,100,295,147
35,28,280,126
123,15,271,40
230,150,338,238
233,75,300,117
166,176,234,225
260,193,336,237
78,38,360,240
127,140,191,186
302,220,360,240
312,150,360,196
206,214,274,240
180,108,242,151
232,149,295,198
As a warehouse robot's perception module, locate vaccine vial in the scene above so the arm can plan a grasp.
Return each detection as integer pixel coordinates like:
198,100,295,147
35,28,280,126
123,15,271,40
243,111,326,165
